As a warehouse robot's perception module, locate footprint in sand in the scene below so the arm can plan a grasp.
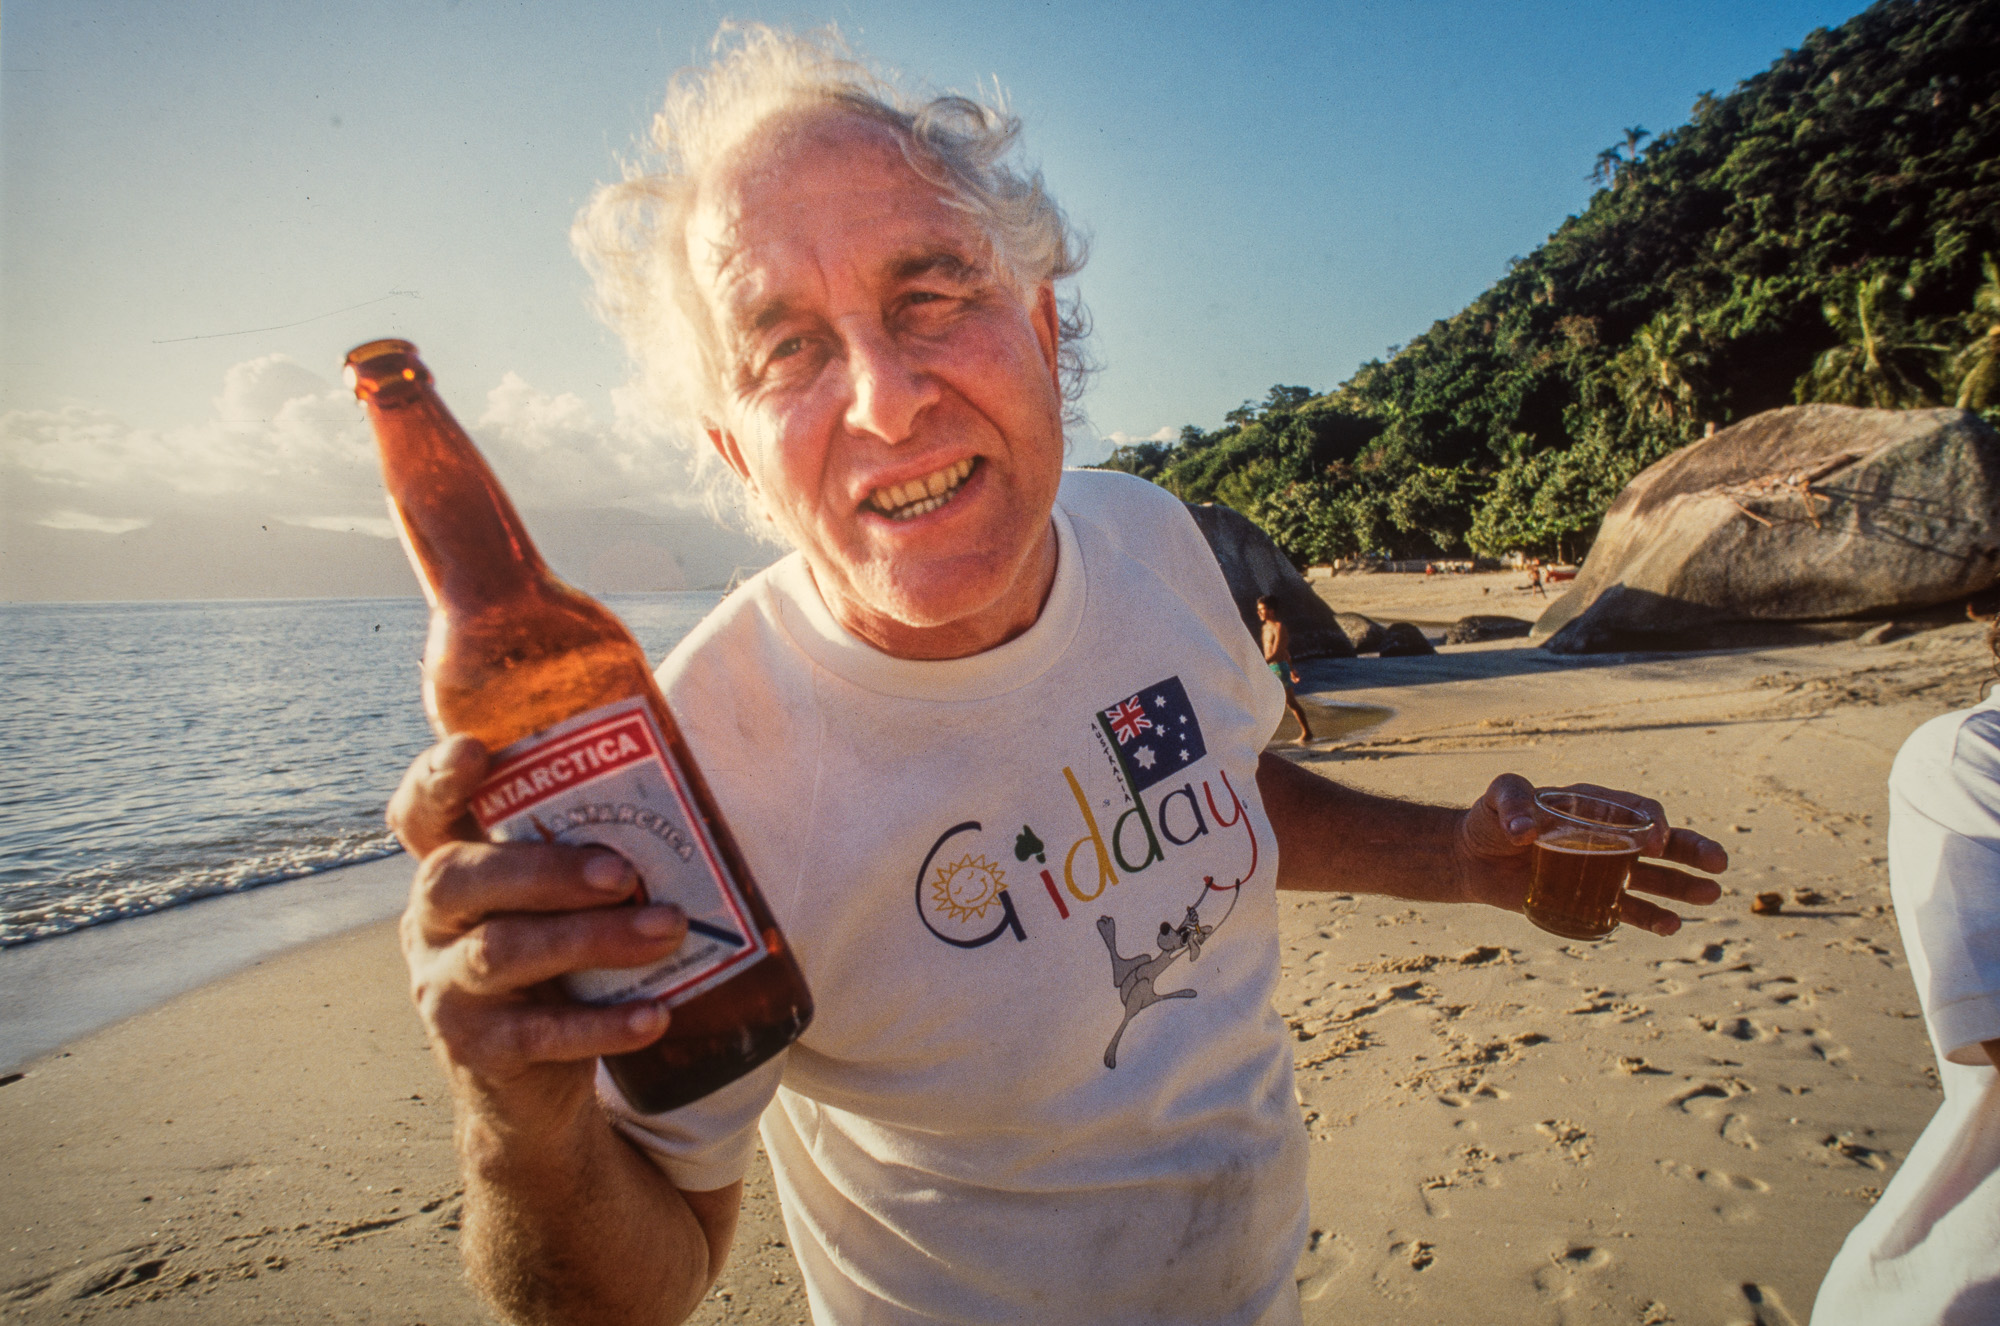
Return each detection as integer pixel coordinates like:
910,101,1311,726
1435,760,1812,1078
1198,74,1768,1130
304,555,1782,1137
1670,1078,1754,1114
1804,1028,1852,1064
1733,1280,1805,1326
1654,937,1752,974
1721,1112,1759,1149
1534,1118,1591,1163
1435,1081,1510,1107
1363,1234,1434,1300
1392,1239,1436,1272
1616,1054,1671,1076
1530,1245,1611,1303
1292,1228,1357,1303
1749,974,1804,1005
12,1245,169,1305
1703,1014,1781,1042
1818,1132,1890,1170
1657,1158,1771,1192
1419,1144,1508,1214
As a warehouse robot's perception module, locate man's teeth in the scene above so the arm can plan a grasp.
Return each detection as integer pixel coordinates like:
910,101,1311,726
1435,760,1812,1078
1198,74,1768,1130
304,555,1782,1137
869,458,976,521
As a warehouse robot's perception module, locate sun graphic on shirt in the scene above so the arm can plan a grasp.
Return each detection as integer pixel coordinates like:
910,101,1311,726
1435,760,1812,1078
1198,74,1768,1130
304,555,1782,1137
930,854,1006,922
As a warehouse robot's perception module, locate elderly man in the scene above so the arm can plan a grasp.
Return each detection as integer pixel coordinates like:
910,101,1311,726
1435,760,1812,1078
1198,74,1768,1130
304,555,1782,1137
388,28,1726,1326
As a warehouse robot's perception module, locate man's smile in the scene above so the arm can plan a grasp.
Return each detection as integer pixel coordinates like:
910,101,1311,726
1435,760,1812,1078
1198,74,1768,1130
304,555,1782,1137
865,457,977,522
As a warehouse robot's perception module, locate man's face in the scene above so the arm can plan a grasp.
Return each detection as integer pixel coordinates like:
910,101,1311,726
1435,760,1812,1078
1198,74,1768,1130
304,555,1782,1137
688,109,1066,659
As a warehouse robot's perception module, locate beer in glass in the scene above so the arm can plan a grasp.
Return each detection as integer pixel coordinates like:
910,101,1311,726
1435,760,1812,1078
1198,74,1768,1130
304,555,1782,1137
1523,791,1652,941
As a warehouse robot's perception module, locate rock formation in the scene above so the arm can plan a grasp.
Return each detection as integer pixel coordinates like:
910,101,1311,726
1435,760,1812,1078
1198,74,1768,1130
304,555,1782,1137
1445,615,1534,644
1182,502,1354,658
1333,612,1388,655
1376,622,1437,657
1533,406,2000,653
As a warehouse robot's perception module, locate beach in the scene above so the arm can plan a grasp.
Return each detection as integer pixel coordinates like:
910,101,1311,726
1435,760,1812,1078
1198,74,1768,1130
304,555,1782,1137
4,579,1989,1325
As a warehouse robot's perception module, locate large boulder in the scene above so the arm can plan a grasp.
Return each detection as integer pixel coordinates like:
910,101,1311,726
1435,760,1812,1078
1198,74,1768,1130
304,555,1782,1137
1376,622,1437,657
1333,612,1388,654
1534,406,2000,653
1182,502,1354,658
1446,614,1534,644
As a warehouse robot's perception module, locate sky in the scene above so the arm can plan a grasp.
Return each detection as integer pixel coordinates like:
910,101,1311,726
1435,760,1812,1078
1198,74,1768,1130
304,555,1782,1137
0,0,1873,601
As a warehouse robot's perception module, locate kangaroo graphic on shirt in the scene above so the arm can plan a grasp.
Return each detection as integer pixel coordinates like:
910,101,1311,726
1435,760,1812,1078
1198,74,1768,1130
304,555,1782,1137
1097,895,1216,1069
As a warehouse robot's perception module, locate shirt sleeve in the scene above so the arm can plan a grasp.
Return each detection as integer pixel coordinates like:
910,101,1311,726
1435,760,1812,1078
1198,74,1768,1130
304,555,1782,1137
1888,704,2000,1067
597,1054,786,1192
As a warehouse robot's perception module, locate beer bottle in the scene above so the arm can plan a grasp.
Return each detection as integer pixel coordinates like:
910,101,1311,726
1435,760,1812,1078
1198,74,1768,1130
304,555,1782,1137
345,338,811,1113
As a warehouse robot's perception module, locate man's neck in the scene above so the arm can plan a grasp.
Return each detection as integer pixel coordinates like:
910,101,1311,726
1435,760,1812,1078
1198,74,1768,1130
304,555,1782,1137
808,523,1060,661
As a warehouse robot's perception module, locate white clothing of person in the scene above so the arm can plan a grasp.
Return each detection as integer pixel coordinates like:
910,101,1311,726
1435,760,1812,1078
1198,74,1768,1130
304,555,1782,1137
607,469,1310,1325
1812,692,2000,1325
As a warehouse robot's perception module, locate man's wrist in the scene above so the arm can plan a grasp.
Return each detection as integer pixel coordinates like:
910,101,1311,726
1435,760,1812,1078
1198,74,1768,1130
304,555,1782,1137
1446,809,1480,908
453,1074,608,1185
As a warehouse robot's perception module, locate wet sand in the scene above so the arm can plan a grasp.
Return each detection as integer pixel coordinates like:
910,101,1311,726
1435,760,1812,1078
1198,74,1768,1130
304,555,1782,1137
3,598,1988,1325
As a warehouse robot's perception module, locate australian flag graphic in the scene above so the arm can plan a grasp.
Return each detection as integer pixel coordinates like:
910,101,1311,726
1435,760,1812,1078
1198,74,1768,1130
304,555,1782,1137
1099,675,1207,794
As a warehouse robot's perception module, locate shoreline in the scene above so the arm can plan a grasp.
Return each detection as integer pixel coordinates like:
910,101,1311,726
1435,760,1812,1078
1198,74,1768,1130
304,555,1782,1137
0,853,409,1074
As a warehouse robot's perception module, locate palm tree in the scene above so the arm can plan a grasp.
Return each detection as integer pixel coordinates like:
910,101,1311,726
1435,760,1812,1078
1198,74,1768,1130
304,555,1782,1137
1588,128,1651,189
1614,314,1710,425
1952,253,2000,411
1795,274,1943,409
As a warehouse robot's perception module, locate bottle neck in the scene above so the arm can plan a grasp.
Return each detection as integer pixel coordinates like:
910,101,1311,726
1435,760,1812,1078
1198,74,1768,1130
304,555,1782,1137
353,351,551,611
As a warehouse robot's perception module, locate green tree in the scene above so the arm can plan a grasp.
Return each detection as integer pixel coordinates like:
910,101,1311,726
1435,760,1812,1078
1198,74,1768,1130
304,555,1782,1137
1096,438,1174,481
1795,273,1944,409
1613,313,1713,426
1094,0,2000,567
1953,253,2000,411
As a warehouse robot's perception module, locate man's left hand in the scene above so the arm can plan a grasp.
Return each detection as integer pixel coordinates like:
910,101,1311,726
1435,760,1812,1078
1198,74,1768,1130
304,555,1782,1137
1457,773,1728,936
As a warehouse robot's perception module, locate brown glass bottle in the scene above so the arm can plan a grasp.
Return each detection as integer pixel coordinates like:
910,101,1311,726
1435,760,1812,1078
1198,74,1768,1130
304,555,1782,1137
346,338,811,1113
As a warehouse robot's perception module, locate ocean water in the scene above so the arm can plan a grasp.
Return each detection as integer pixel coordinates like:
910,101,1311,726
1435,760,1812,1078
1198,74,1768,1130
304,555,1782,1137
0,593,724,947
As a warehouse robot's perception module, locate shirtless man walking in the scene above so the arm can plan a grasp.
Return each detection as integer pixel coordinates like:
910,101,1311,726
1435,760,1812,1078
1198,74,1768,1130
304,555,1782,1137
1256,595,1315,745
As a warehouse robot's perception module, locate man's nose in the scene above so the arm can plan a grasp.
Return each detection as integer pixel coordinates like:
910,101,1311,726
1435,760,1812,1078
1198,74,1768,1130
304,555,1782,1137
841,323,937,443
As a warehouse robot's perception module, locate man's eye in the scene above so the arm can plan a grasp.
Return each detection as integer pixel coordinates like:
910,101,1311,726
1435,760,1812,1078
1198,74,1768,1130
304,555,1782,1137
770,336,806,361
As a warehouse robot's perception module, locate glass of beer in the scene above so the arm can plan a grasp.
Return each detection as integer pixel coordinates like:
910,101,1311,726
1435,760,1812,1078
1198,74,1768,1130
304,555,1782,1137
1523,791,1653,940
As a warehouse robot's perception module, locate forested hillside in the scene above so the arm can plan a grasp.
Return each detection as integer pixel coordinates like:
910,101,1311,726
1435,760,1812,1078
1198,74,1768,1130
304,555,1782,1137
1101,0,2000,563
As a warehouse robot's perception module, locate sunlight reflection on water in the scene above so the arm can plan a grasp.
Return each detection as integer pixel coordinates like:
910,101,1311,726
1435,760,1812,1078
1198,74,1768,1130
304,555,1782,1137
0,592,722,946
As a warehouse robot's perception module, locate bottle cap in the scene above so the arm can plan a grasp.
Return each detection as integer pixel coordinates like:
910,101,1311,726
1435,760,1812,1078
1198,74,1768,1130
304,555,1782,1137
344,339,431,403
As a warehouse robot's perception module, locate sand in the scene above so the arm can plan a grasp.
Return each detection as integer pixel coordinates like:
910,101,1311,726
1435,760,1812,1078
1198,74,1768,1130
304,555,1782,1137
1312,567,1561,630
4,585,1991,1325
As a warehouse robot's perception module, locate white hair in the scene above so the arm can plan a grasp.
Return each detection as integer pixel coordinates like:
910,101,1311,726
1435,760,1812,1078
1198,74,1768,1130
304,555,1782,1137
571,24,1092,532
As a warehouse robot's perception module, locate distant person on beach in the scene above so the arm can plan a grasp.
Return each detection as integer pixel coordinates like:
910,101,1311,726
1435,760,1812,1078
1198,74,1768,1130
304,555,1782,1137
1811,627,2000,1324
1257,595,1316,745
384,28,1728,1326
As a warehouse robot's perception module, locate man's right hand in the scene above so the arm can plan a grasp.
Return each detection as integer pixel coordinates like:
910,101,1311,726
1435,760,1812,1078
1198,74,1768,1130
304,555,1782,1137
387,734,692,1141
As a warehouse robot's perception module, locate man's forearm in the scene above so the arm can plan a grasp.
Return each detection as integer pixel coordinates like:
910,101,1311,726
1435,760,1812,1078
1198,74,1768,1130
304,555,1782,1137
1257,752,1468,902
457,1105,735,1326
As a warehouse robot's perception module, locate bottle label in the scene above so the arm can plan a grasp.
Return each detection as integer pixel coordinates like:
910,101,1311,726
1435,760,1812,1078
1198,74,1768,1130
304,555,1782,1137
469,696,768,1008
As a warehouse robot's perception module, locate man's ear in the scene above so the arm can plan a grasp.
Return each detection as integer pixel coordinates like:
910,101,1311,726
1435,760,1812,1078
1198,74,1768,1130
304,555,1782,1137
704,423,755,489
1030,283,1061,388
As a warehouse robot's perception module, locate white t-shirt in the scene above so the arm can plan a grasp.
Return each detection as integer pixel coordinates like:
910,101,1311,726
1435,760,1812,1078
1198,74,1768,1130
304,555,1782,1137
609,469,1310,1325
1811,692,2000,1325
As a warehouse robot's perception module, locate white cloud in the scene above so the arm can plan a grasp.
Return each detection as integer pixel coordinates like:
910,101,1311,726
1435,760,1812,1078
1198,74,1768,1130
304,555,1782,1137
36,509,151,534
0,357,703,540
283,514,399,539
1066,425,1177,468
0,356,373,503
474,375,702,512
1102,426,1178,446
